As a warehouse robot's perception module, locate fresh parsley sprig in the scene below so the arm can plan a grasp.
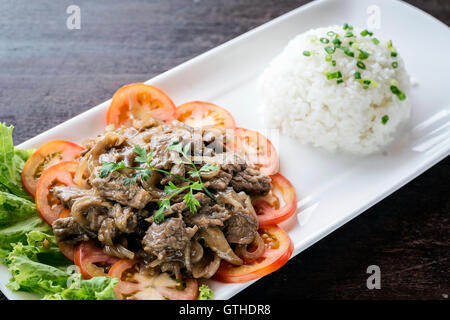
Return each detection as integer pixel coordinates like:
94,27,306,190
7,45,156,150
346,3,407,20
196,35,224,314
99,143,218,224
167,141,216,200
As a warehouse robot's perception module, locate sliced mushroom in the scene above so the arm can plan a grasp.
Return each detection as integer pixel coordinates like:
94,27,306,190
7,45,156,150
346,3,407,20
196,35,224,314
192,252,221,279
197,227,243,265
71,195,111,229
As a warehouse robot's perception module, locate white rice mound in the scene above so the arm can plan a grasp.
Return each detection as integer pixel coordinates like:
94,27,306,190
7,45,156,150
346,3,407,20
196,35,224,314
258,25,411,155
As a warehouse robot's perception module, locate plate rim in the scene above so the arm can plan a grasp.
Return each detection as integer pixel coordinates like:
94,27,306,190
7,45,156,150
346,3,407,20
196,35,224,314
3,0,450,300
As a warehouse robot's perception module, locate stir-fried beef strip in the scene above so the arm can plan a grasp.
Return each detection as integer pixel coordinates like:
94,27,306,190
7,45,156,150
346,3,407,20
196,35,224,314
51,119,272,280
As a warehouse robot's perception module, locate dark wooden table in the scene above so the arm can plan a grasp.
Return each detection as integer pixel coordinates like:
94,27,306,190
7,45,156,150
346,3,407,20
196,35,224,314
0,0,448,300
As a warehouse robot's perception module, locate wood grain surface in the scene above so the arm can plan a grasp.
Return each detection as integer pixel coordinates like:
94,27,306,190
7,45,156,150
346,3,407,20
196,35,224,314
0,0,448,300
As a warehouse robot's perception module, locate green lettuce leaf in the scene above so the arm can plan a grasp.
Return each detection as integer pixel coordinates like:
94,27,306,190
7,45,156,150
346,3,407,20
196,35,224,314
5,231,71,294
0,191,37,226
14,147,35,163
0,215,52,260
0,123,33,201
0,123,118,300
198,284,214,300
43,275,118,300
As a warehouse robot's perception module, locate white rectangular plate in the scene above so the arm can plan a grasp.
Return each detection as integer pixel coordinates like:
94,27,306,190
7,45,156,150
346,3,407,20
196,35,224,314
1,0,449,300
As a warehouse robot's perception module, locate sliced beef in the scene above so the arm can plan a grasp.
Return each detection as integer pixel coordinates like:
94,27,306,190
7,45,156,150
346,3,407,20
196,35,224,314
70,196,111,231
224,212,258,245
52,217,95,244
109,203,137,233
52,186,95,208
142,217,198,261
203,170,232,191
184,204,230,228
231,167,272,195
216,189,258,245
90,170,151,209
168,193,231,228
98,217,118,246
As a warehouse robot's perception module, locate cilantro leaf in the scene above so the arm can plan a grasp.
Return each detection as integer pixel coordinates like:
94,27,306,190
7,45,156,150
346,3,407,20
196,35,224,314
188,170,199,179
164,181,179,195
183,143,191,156
168,141,183,154
199,164,218,173
190,181,203,191
135,168,152,181
154,199,171,224
99,161,125,178
184,189,200,213
133,145,149,163
123,176,137,186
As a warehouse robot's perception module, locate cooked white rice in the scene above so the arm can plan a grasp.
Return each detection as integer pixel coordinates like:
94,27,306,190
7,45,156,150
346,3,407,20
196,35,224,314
258,25,411,155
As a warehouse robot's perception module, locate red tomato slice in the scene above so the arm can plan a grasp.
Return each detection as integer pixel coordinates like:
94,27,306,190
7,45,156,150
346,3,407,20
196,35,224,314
57,209,75,261
108,259,198,300
231,127,279,175
252,173,298,227
213,225,293,283
21,140,83,197
176,101,236,128
35,161,78,225
74,240,119,280
106,83,176,127
59,242,75,262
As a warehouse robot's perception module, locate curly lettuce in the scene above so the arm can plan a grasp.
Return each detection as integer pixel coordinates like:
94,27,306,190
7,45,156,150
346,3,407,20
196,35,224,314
0,124,33,201
6,235,70,294
198,284,214,300
0,123,118,300
44,275,118,300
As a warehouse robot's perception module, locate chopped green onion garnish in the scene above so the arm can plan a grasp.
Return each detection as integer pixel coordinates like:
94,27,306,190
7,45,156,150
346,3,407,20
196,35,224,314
343,23,353,30
357,61,366,69
324,46,335,54
381,115,389,125
337,79,344,84
332,38,342,47
325,54,332,61
332,60,336,67
363,85,369,90
326,71,342,80
387,40,397,57
354,72,361,79
372,38,380,45
342,47,354,57
392,61,398,68
344,31,354,37
358,49,370,60
359,79,379,87
390,79,399,87
368,31,373,36
327,31,336,37
360,30,369,36
390,85,406,100
303,51,311,56
320,37,329,44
